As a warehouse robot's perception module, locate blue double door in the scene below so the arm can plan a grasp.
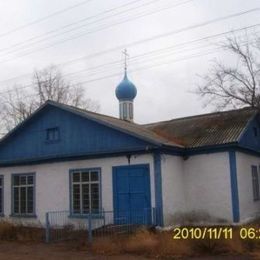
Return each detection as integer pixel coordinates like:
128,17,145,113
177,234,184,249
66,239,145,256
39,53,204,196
113,164,152,225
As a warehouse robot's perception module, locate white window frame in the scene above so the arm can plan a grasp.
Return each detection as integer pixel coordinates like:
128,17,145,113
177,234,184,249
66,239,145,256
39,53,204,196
12,173,35,216
70,168,101,216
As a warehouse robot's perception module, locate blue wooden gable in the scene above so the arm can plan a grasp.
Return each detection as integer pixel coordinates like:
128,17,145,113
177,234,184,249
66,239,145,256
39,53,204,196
239,114,260,152
0,104,156,165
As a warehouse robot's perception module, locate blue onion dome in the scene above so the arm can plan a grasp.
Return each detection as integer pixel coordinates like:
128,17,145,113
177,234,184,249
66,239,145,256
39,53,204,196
115,71,137,101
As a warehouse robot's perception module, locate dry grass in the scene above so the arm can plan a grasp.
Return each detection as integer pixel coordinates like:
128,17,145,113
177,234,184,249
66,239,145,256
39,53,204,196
0,221,44,242
90,224,260,258
0,219,259,258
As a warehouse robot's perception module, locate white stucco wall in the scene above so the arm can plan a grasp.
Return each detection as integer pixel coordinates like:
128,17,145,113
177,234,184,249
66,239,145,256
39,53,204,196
236,152,260,221
183,152,233,222
2,150,254,227
0,154,155,226
161,154,186,225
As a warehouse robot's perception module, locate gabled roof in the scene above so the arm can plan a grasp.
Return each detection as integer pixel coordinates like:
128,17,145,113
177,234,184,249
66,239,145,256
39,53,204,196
0,100,180,148
0,100,257,152
47,101,180,147
144,107,258,148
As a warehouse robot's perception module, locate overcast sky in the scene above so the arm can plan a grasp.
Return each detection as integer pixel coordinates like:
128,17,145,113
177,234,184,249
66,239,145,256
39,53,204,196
0,0,259,124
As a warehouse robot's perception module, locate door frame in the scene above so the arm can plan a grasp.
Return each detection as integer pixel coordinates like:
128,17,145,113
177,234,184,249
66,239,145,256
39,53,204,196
112,164,152,224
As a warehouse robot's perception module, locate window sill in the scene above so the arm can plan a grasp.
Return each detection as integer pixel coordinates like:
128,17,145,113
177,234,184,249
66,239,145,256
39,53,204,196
69,213,104,219
10,214,37,218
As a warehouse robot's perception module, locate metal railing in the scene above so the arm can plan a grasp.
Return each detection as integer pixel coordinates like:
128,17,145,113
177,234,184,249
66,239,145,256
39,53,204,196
45,208,157,243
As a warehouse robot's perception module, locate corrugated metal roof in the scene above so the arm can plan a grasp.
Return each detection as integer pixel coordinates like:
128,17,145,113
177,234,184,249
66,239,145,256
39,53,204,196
144,108,258,148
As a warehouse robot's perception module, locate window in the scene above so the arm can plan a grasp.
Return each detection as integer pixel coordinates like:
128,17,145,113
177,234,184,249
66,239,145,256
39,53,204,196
12,174,35,216
129,103,133,119
251,166,260,201
46,127,60,142
70,169,100,215
0,176,3,215
123,103,127,119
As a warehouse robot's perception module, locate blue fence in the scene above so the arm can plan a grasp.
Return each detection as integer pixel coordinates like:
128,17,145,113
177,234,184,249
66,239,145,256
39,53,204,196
45,208,157,243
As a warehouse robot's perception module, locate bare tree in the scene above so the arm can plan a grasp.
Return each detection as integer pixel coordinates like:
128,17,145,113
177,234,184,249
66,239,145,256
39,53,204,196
197,34,260,110
0,65,100,132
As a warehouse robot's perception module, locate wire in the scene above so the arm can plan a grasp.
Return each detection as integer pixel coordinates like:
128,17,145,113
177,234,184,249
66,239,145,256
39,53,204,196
0,33,256,98
0,46,228,105
0,0,94,38
0,0,157,54
0,22,259,87
0,7,259,65
0,0,192,59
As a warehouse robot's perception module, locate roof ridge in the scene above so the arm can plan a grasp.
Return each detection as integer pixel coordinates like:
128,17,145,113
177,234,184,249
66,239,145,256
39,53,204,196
143,106,257,127
47,100,141,126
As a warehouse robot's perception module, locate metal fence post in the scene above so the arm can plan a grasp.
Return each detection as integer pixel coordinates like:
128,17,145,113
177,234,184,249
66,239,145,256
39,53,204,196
88,213,92,243
103,208,106,227
45,212,50,243
152,207,156,226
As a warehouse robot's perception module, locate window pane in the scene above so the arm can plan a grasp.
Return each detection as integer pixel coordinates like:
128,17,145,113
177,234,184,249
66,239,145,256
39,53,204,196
123,103,127,118
73,184,80,214
20,176,26,185
129,103,133,119
0,188,2,213
20,187,26,214
91,171,99,182
91,183,99,211
73,172,80,182
14,176,20,186
27,187,34,214
82,184,89,213
46,128,59,141
14,187,19,214
27,176,34,185
81,172,89,182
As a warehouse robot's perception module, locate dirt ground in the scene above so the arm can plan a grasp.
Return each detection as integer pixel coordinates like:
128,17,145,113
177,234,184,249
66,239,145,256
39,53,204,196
0,241,256,260
0,241,148,260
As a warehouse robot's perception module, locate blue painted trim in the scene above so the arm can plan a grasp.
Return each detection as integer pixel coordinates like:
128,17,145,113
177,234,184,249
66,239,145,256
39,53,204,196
0,175,4,215
69,167,102,216
11,172,36,217
228,151,240,223
112,167,117,219
0,147,158,167
153,153,164,226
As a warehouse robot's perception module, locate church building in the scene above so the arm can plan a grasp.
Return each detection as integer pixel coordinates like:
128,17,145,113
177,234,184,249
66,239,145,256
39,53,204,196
0,68,259,227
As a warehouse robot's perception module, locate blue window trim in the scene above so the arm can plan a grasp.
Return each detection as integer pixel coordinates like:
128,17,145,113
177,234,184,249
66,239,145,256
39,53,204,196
45,127,60,144
0,175,4,216
228,151,240,223
69,167,102,218
11,172,36,218
153,153,164,226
